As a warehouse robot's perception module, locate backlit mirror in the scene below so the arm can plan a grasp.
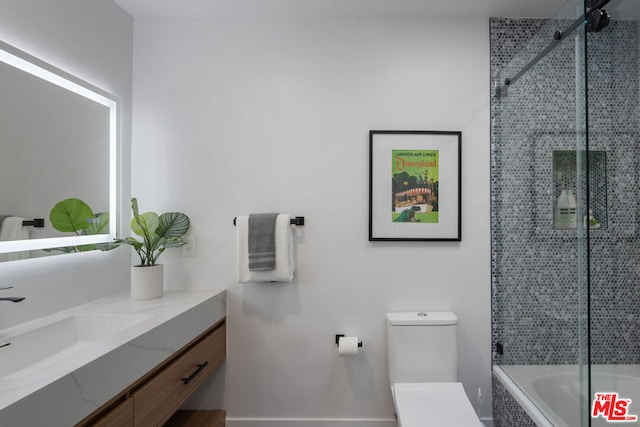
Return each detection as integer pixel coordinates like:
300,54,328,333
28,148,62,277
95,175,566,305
0,40,117,260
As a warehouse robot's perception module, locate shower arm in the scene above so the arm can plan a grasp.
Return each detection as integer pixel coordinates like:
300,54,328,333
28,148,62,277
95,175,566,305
498,0,612,96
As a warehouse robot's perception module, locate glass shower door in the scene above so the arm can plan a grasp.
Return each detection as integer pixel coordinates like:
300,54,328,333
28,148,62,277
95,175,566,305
493,0,640,425
575,3,590,425
491,1,593,425
584,0,640,425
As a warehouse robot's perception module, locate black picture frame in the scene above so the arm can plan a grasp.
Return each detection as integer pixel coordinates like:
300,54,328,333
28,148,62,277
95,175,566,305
369,130,461,241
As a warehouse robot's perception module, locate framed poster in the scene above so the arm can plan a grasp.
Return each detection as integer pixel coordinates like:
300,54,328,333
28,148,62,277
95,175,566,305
369,130,461,241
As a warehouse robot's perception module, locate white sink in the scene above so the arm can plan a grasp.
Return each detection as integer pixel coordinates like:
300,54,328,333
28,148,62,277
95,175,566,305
0,314,151,379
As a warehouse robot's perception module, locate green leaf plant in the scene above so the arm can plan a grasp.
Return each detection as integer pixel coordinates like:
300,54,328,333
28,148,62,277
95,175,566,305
47,198,110,253
99,198,190,267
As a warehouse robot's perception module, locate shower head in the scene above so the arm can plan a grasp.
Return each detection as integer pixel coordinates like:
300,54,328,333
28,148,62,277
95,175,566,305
586,9,610,33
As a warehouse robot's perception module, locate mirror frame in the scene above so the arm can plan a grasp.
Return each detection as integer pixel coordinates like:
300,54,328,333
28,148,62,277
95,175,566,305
0,40,118,255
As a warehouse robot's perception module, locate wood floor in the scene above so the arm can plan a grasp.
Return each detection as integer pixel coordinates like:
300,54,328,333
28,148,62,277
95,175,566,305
164,410,226,427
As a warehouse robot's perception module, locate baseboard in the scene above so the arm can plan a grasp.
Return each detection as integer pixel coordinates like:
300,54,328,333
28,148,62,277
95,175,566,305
227,416,490,427
226,418,397,427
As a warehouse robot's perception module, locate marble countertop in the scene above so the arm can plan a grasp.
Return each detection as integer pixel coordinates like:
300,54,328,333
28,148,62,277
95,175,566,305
0,289,226,413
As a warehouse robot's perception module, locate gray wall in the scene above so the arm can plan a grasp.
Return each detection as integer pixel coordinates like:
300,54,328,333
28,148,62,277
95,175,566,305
132,15,493,425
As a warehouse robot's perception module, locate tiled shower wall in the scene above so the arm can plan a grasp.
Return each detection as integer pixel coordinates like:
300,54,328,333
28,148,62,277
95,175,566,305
491,17,640,366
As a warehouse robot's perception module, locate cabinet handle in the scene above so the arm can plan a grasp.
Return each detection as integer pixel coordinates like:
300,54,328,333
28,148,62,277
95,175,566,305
182,361,209,385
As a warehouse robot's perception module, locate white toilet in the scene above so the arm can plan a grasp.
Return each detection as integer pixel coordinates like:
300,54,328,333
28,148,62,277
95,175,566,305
387,311,483,427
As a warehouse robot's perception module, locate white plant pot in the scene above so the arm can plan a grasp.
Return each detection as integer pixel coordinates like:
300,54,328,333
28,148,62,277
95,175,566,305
130,264,164,300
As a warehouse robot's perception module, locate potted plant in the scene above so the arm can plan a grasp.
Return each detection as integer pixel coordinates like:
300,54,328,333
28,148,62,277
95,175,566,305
102,197,190,300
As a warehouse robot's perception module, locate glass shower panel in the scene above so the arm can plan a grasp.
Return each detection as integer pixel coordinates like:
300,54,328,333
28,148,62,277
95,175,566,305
585,1,640,425
574,3,590,425
493,0,640,425
491,0,591,425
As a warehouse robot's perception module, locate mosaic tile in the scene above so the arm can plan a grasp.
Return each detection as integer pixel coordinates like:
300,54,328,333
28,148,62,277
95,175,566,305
492,375,537,427
491,17,640,367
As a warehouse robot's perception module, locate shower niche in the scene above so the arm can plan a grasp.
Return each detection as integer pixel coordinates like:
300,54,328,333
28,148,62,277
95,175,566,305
552,150,607,230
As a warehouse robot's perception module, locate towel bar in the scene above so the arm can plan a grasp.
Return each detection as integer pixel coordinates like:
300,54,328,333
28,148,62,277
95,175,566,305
233,216,304,226
22,219,45,228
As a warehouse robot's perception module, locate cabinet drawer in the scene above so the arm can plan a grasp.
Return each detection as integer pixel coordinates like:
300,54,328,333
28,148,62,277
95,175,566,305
92,398,133,427
132,324,226,426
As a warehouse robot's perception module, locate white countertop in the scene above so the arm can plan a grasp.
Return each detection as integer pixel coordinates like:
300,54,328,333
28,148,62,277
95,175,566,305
0,289,226,414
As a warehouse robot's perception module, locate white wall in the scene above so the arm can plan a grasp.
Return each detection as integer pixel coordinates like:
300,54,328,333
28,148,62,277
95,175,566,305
0,0,133,328
132,16,491,425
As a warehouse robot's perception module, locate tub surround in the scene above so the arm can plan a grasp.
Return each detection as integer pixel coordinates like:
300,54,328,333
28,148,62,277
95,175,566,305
493,367,551,427
492,373,537,427
491,15,640,427
0,289,226,426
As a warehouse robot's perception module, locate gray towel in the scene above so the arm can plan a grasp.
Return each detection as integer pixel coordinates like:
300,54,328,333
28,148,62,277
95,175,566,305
248,213,278,271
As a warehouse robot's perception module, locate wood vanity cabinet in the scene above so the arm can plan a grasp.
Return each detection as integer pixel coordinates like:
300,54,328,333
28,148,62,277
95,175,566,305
92,399,133,427
77,318,226,427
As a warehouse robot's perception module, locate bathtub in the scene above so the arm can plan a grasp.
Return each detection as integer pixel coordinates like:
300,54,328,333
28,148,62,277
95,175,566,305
494,364,640,427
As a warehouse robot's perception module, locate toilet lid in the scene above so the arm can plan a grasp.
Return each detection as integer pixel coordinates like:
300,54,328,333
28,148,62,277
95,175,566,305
394,382,483,427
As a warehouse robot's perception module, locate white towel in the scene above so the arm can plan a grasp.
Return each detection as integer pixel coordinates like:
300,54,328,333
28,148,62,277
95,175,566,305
237,214,295,283
0,217,30,261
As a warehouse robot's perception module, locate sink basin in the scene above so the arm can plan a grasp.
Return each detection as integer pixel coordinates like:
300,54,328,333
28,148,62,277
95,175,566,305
0,314,151,379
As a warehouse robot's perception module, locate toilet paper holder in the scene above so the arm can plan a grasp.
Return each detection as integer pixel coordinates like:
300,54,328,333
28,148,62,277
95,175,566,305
335,334,363,348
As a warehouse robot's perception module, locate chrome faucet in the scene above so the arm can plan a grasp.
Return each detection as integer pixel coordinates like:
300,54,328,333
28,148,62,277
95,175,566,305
0,286,25,302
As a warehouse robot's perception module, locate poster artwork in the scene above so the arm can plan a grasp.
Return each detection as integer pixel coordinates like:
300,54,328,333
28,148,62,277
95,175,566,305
392,149,439,223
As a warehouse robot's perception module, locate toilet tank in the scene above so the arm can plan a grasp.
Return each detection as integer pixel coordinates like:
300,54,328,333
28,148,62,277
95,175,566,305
387,312,458,386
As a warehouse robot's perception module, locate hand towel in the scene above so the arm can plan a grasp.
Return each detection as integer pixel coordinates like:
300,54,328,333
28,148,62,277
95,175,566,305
237,214,295,283
0,217,30,261
248,213,278,271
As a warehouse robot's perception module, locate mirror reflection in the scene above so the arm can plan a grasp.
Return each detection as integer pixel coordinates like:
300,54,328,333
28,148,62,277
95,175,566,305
0,41,117,261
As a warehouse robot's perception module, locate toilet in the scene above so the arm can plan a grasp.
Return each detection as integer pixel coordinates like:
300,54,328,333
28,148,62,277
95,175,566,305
386,311,483,427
